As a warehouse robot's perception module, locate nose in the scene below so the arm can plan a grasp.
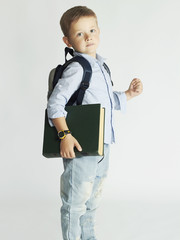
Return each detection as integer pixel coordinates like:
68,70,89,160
85,33,92,41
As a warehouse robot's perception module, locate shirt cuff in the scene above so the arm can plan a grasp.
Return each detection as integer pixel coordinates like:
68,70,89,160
47,108,68,127
113,91,127,113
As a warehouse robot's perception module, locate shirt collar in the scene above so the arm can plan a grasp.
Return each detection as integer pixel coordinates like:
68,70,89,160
73,51,106,66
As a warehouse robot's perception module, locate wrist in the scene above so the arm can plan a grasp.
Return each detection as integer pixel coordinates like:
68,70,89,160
58,130,72,140
125,90,133,101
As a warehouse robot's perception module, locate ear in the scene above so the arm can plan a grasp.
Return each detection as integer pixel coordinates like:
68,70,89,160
63,36,72,47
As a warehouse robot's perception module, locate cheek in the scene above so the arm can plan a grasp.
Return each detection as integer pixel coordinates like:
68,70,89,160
95,33,100,41
95,35,100,44
75,39,85,48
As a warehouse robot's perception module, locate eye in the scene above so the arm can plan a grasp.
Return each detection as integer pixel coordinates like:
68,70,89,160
90,29,96,33
77,32,83,37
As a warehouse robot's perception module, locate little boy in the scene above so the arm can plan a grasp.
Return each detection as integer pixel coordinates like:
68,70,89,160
47,6,143,240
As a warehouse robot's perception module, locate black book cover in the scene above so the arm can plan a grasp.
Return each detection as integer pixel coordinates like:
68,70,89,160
42,104,105,158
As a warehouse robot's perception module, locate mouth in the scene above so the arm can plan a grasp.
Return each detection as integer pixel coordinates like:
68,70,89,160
86,43,94,47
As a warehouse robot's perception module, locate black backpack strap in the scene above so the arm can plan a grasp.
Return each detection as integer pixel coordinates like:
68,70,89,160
52,48,113,106
53,48,74,89
103,62,114,86
103,62,111,76
52,50,92,106
65,47,74,61
65,48,112,89
66,56,92,106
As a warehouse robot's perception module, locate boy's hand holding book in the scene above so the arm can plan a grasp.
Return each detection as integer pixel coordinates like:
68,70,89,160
51,116,82,159
60,134,82,159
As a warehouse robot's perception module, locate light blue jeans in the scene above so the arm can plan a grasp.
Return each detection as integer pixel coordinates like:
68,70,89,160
60,144,110,240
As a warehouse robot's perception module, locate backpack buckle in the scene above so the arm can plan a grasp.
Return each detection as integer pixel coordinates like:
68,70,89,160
80,81,89,90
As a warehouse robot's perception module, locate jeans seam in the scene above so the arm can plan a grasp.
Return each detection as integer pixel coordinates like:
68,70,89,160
68,159,73,240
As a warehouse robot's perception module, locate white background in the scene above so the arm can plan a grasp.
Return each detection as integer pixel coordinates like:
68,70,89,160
0,0,180,239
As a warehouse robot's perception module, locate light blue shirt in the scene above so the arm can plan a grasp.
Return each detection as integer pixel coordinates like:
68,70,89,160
47,51,127,144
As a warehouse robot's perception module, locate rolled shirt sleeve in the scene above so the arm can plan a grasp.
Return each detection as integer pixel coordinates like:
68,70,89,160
113,91,127,113
47,62,83,126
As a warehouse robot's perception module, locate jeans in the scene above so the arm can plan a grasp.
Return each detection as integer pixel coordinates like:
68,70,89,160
60,144,110,240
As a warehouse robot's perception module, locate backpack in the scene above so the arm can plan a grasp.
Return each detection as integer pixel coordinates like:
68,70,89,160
47,47,113,106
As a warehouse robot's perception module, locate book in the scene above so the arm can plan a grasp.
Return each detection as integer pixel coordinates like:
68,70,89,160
42,104,105,158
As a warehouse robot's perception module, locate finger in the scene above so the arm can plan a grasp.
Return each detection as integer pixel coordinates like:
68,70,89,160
133,78,141,82
131,80,137,85
67,149,75,159
131,81,140,88
63,152,67,159
131,79,138,84
60,150,64,158
133,80,142,87
133,84,141,89
133,80,141,86
62,152,72,159
74,140,82,152
133,82,143,89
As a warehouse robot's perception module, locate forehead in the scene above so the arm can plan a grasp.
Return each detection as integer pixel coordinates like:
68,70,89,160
70,16,98,32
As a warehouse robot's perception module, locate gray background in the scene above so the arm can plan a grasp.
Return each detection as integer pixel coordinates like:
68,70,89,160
0,0,180,239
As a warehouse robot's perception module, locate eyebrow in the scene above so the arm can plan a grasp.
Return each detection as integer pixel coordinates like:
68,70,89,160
75,26,96,32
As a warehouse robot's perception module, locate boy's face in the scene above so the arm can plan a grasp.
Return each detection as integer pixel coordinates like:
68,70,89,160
63,16,100,58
